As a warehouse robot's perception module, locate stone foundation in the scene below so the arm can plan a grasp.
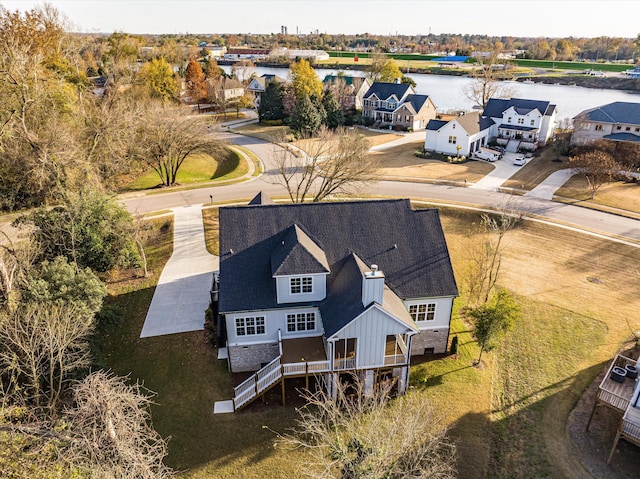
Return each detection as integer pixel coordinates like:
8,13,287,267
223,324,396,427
228,342,279,372
410,328,449,356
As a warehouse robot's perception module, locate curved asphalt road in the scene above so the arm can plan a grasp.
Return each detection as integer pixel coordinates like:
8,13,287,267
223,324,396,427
121,132,640,245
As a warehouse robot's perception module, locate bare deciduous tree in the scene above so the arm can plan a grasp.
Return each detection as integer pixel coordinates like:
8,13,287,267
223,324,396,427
277,375,457,479
273,126,377,203
131,104,224,187
0,303,94,410
0,372,173,478
568,149,620,199
463,53,518,108
65,371,174,479
465,201,523,306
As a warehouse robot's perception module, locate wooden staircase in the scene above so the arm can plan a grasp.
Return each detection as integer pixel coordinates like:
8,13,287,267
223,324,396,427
233,357,284,410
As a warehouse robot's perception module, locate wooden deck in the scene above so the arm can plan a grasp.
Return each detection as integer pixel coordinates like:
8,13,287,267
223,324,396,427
590,354,640,464
281,336,327,364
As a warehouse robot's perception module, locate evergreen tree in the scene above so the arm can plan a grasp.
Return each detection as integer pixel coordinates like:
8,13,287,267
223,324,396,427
289,94,323,136
322,90,344,129
258,81,284,121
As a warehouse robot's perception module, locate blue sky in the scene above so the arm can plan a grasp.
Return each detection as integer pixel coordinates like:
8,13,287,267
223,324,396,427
1,0,638,38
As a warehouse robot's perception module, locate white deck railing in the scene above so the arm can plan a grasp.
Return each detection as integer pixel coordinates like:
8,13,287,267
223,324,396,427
233,357,282,410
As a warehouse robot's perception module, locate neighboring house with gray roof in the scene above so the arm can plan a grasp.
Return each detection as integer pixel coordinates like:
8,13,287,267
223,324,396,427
571,101,640,146
247,74,287,107
424,112,493,156
362,81,437,130
216,195,458,409
482,97,557,152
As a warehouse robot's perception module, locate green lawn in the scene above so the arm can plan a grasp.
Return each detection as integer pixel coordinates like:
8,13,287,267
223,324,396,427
98,206,640,479
124,148,246,191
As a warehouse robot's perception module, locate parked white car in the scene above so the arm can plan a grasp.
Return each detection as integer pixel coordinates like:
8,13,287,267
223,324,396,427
473,148,500,162
514,156,527,166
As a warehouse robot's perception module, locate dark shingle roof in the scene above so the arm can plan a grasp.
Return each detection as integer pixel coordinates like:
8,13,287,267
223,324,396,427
404,94,430,112
483,98,554,119
575,101,640,125
364,82,412,101
426,119,448,131
270,225,330,276
603,132,640,143
319,253,417,336
248,192,274,205
218,199,458,313
497,124,538,132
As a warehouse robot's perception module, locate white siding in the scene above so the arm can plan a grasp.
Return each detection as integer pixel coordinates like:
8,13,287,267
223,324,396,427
275,274,327,304
330,306,413,367
424,120,488,156
362,272,384,306
226,307,323,346
403,297,454,331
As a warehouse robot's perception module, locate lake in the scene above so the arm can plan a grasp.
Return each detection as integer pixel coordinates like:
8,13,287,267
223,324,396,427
222,65,640,121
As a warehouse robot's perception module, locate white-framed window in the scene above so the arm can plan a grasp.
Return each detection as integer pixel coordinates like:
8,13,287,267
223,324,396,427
409,303,436,321
290,277,312,294
287,312,316,332
448,136,457,144
616,125,622,130
508,117,512,123
517,118,524,125
389,102,396,109
530,119,535,126
595,124,603,131
236,316,265,336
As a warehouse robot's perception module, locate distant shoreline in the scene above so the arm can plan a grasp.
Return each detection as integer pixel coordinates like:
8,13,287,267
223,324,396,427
219,60,640,92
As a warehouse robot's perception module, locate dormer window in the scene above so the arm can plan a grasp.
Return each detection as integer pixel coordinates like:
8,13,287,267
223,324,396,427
291,277,312,294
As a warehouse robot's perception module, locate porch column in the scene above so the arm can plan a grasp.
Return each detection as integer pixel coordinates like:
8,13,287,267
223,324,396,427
364,370,375,397
326,373,338,400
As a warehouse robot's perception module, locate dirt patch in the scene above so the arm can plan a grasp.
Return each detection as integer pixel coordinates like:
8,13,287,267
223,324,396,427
567,344,640,479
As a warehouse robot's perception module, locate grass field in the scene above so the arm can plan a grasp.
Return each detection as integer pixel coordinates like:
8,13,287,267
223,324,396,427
371,141,494,183
99,205,640,479
232,123,291,142
555,175,640,214
124,149,246,191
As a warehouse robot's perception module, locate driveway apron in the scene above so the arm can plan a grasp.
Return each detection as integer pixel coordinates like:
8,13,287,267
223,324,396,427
140,204,219,338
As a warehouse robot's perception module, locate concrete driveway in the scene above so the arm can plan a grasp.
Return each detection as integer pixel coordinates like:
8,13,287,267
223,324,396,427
470,152,526,190
140,204,219,338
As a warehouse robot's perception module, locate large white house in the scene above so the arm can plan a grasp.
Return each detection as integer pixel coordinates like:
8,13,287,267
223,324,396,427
216,196,458,410
424,98,557,155
482,98,557,151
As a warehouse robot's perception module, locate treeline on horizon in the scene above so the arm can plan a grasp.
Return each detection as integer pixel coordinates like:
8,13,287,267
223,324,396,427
77,31,640,63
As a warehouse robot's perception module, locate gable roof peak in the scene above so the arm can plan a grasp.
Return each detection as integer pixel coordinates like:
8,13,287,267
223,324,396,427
271,224,330,276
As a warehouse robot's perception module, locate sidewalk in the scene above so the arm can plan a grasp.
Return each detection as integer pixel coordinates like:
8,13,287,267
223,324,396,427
140,204,219,338
526,168,578,200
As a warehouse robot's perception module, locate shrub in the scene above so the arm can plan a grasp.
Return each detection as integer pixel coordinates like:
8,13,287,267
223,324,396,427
450,335,459,355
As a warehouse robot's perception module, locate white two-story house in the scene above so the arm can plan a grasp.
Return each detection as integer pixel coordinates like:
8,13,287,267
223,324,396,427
482,98,557,152
216,196,458,410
